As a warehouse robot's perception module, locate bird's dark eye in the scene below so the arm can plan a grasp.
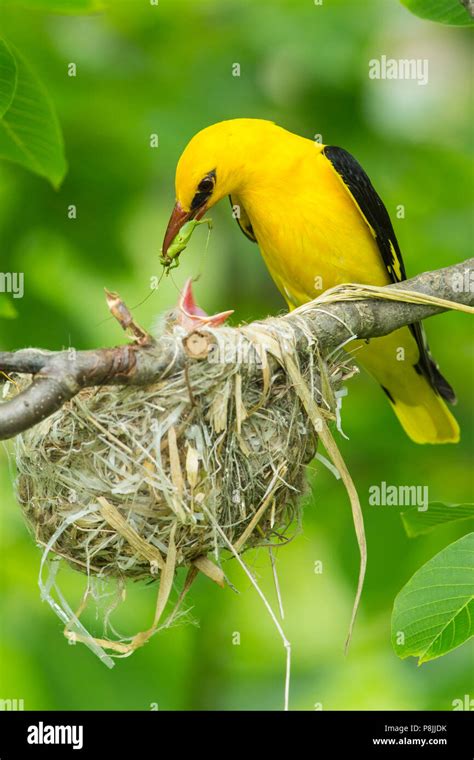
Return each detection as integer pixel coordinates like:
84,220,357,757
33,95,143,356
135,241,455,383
197,177,214,193
197,170,216,193
190,171,216,210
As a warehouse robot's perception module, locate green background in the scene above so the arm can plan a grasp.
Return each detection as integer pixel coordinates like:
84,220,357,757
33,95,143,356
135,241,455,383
0,0,472,710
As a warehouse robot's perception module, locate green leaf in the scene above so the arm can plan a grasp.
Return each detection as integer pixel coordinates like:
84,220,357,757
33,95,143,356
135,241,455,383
401,502,474,538
4,0,106,13
400,0,474,26
0,41,17,119
392,533,474,664
0,298,18,319
0,42,67,187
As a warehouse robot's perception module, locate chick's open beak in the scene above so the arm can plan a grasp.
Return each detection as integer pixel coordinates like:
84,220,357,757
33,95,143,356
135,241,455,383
177,278,234,331
162,201,207,258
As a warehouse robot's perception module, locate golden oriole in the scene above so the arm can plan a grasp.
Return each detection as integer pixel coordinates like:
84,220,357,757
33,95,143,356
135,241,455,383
162,118,459,444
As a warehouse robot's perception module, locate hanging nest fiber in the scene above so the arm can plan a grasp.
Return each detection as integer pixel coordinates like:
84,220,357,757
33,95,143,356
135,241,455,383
10,314,355,662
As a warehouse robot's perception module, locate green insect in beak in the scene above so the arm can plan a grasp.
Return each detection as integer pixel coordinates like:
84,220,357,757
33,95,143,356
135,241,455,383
160,218,212,272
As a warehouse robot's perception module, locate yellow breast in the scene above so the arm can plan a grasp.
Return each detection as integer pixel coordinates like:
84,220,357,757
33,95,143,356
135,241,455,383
240,143,391,307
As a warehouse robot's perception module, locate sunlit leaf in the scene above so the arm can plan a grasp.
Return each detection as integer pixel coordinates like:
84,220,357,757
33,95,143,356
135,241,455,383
401,502,474,538
400,0,474,26
392,533,474,664
0,40,17,119
0,43,67,187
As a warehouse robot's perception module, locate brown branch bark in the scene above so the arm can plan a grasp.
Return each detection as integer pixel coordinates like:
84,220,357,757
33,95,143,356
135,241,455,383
0,259,472,441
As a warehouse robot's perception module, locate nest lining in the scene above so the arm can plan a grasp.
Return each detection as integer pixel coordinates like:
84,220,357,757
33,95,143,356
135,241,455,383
11,318,354,659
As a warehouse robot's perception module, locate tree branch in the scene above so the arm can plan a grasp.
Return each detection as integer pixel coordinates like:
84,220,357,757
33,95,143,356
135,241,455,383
0,259,472,441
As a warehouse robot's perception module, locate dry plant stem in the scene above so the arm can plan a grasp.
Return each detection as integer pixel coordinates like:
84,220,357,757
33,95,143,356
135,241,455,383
281,354,366,652
0,259,472,440
269,547,285,620
202,505,292,712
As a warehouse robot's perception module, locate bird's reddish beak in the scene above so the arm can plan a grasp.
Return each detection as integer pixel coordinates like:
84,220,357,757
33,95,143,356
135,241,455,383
162,201,207,258
162,202,192,258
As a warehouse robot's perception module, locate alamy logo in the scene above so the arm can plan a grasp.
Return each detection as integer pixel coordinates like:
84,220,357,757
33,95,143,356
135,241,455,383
0,698,24,710
27,721,84,750
0,272,24,298
452,694,474,711
369,481,428,511
369,55,429,86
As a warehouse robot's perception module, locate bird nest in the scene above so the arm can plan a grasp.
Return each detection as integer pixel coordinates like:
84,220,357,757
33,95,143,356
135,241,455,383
10,316,355,663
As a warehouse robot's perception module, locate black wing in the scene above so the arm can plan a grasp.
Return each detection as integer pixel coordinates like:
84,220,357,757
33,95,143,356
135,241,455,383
322,145,455,403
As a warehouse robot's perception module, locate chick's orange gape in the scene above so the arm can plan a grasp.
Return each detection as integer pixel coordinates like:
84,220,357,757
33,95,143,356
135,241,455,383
162,118,459,445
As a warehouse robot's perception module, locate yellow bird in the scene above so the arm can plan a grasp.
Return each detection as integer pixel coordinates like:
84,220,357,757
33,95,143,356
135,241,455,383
162,118,459,444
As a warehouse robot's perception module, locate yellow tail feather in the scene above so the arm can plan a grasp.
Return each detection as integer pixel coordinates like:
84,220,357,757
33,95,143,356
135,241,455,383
353,331,460,445
383,381,460,445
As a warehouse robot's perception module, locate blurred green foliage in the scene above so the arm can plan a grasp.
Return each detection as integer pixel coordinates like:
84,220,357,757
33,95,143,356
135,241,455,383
400,0,474,27
401,502,474,537
0,39,67,187
0,0,472,710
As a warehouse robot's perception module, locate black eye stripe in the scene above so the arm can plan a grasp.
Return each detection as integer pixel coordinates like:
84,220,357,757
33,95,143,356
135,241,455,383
191,169,216,210
191,191,210,210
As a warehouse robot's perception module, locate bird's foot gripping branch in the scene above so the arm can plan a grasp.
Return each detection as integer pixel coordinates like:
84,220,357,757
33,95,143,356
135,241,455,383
0,261,472,690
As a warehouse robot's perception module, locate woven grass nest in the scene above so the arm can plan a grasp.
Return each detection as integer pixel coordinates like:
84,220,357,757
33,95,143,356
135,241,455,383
11,316,355,662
